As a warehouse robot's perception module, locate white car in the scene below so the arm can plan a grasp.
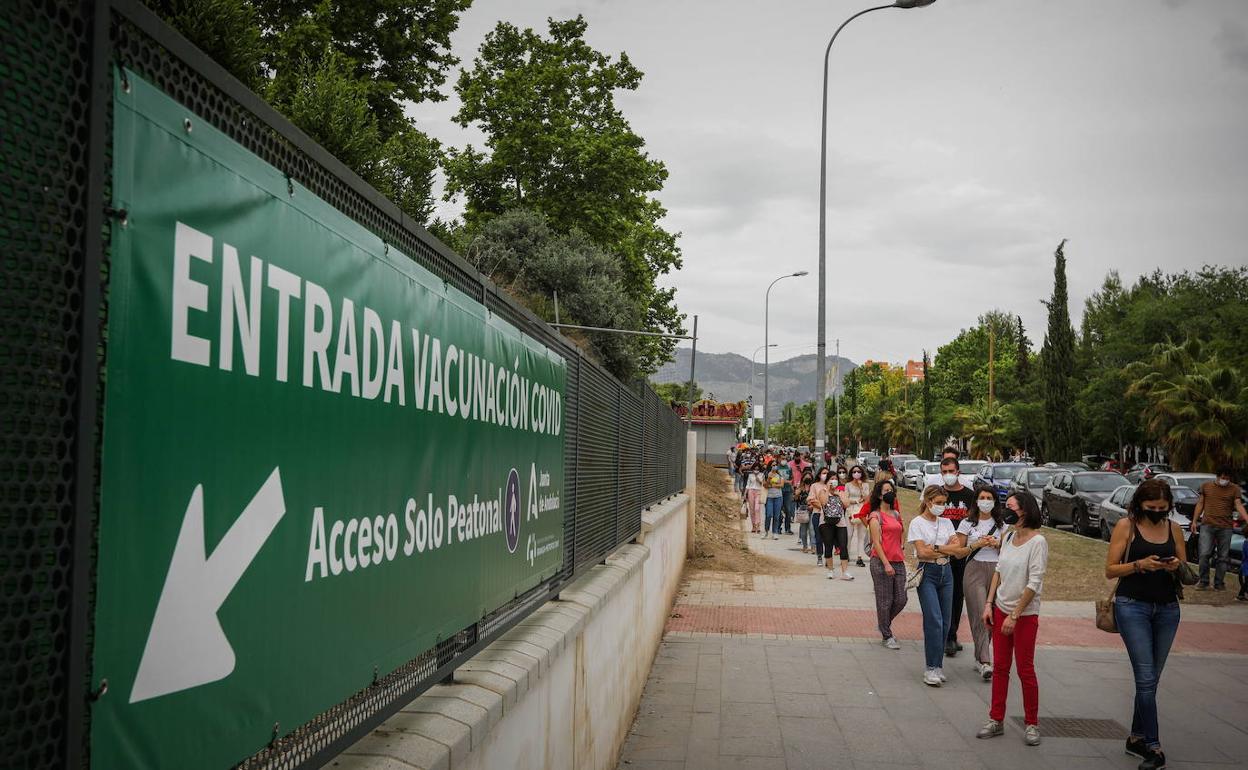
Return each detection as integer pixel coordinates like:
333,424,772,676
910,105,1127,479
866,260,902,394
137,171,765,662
920,462,943,490
922,460,985,490
902,460,926,489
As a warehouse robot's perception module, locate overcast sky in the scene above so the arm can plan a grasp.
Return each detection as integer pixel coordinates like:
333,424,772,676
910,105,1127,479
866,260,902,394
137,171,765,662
413,0,1248,367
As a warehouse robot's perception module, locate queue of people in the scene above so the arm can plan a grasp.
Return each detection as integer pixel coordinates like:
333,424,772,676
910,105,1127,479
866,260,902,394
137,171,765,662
725,441,1206,768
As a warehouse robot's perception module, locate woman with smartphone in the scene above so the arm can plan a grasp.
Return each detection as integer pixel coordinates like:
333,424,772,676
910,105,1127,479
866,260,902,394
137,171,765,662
1105,479,1186,770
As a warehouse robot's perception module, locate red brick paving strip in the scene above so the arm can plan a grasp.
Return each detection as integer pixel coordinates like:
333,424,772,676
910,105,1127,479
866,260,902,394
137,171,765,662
666,604,1248,655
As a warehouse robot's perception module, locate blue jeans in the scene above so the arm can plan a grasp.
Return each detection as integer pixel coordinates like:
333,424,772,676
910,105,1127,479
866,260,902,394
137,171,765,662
764,496,783,534
916,562,954,670
1114,596,1180,750
810,510,823,553
1198,526,1233,587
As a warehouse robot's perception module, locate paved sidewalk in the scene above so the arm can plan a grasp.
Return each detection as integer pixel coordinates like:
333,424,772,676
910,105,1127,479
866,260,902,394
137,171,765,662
618,493,1248,769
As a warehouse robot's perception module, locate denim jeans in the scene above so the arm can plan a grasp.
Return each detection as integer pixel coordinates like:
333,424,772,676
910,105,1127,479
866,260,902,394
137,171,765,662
1198,526,1233,587
764,495,783,534
1114,596,1180,750
811,510,823,554
916,562,954,670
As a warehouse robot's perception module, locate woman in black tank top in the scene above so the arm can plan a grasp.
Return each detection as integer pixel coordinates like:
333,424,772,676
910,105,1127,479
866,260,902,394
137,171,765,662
1105,480,1187,770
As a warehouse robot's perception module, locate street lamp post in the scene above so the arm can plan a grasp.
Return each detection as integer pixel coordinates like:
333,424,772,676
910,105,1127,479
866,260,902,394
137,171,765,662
749,343,777,442
765,271,808,445
813,0,936,468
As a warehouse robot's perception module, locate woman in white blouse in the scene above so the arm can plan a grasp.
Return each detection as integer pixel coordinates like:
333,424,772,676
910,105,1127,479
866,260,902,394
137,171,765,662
977,492,1048,747
907,485,959,687
948,485,1007,681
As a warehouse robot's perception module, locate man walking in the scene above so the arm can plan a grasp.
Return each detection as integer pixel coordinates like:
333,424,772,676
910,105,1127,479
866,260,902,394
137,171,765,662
1192,467,1247,590
937,452,977,656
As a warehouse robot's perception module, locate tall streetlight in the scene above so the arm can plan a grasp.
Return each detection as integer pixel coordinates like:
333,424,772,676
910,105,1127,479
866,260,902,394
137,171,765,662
749,343,777,442
813,0,936,468
765,271,808,445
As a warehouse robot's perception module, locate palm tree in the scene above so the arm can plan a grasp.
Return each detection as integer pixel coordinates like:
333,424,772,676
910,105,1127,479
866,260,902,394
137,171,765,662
955,400,1013,460
882,404,922,453
1126,339,1248,471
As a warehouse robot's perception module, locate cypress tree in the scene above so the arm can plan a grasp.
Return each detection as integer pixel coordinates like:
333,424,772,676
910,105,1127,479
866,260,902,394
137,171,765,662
1014,315,1030,385
921,350,932,458
1040,240,1079,460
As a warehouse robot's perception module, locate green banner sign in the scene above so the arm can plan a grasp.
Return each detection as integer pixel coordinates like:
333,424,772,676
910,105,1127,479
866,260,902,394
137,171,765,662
91,69,566,769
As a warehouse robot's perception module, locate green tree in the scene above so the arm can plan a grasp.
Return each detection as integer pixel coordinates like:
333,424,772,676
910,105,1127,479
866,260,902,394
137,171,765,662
921,351,933,457
1040,240,1080,461
883,403,922,453
445,16,683,374
651,381,702,404
1014,315,1031,386
1126,339,1248,471
955,400,1015,460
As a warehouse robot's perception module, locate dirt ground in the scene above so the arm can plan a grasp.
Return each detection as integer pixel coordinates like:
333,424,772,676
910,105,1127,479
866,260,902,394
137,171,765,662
687,463,805,576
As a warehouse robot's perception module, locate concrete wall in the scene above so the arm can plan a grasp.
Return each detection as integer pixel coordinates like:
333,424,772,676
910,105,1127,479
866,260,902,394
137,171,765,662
333,492,690,770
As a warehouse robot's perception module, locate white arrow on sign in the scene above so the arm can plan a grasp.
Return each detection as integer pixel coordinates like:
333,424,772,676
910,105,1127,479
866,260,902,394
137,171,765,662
130,467,286,703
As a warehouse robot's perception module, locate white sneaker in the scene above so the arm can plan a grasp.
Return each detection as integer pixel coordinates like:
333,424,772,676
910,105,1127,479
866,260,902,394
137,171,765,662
979,662,993,680
772,534,779,540
1024,725,1041,746
884,637,900,650
923,670,942,687
840,572,854,581
826,571,836,579
816,556,824,566
976,719,1004,739
936,668,947,682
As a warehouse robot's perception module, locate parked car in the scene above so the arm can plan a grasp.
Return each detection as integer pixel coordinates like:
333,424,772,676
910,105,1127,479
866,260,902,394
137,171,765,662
1124,463,1170,484
862,454,881,474
921,462,943,490
1010,467,1058,505
901,460,926,489
1049,461,1092,472
890,453,919,475
1041,471,1126,536
1096,482,1190,538
958,460,987,488
977,462,1030,501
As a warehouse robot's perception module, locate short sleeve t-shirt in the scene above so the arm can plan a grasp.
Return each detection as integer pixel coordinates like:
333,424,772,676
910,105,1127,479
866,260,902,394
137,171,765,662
957,517,1005,562
907,516,957,551
1198,481,1243,528
939,485,978,525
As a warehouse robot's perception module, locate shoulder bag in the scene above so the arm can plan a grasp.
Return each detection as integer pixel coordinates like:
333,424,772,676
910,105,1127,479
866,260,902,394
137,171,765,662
1095,526,1134,634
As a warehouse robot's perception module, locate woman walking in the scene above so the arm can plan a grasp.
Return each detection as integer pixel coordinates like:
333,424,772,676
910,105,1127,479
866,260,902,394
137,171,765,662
908,485,958,686
1107,479,1186,770
949,485,1006,680
808,467,833,566
745,465,764,534
763,461,784,540
796,470,816,553
977,492,1048,747
867,479,907,650
842,465,872,567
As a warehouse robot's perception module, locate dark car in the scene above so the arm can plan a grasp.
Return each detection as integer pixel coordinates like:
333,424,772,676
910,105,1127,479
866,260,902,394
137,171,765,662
1124,463,1170,484
1097,482,1244,571
978,463,1029,501
1010,467,1058,505
1041,471,1126,536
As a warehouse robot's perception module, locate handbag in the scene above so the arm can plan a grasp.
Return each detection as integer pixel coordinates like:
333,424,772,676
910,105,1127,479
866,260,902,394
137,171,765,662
1095,526,1135,633
795,508,811,525
905,563,924,591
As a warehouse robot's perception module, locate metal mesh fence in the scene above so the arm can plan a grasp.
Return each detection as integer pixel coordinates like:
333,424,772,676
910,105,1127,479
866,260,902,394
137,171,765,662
0,1,690,767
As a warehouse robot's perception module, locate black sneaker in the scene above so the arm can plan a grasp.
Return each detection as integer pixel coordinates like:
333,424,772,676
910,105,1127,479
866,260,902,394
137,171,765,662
856,558,865,567
1213,584,1226,591
944,639,958,657
1196,584,1210,591
1125,736,1148,759
1138,748,1166,769
1236,594,1248,602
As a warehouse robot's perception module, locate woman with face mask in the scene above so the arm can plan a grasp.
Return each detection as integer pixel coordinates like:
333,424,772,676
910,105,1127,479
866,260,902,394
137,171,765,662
841,465,872,566
908,485,958,687
867,479,907,649
978,492,1048,747
948,485,1006,680
796,470,816,554
1105,479,1186,770
745,464,765,534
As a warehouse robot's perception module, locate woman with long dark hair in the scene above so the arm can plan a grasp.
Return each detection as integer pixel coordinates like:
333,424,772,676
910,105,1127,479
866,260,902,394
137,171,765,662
841,464,872,566
948,485,1006,680
1107,479,1186,770
867,477,907,649
978,492,1048,747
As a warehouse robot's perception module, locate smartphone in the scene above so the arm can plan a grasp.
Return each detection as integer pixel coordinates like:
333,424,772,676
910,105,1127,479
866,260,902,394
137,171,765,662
1159,556,1177,563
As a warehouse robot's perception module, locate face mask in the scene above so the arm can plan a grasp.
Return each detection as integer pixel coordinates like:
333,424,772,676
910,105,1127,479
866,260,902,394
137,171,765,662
942,473,958,486
882,491,896,506
1144,508,1169,524
852,472,862,480
1217,478,1230,487
1003,510,1019,525
977,499,995,513
930,504,947,516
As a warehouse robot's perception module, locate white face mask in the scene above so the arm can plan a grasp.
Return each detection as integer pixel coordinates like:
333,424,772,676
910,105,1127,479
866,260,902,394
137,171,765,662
942,473,959,486
977,499,995,513
930,504,947,516
1217,478,1230,487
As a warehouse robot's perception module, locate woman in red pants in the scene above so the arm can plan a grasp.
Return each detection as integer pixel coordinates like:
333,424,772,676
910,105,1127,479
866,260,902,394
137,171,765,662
976,492,1049,747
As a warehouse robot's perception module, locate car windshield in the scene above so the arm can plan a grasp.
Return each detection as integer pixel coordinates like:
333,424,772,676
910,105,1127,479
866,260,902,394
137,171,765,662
961,461,987,474
1075,473,1124,492
1172,476,1214,492
905,461,924,471
1026,470,1055,486
1169,486,1197,503
924,463,940,473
